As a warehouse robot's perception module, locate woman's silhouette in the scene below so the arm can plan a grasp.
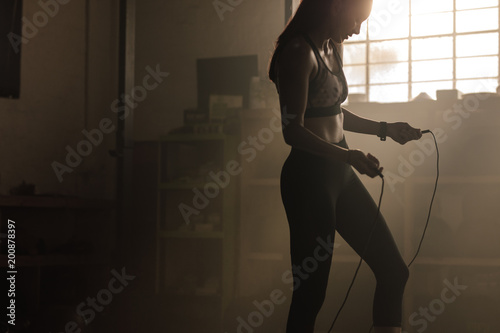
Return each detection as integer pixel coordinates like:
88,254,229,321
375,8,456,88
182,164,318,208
268,0,422,332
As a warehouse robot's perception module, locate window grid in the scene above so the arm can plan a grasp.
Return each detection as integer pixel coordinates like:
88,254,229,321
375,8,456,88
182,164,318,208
412,6,499,14
344,0,500,102
347,53,499,66
408,1,412,100
453,0,457,93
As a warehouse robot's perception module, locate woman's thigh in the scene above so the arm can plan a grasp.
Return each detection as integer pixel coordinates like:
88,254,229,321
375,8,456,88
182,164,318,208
334,170,406,274
280,150,347,271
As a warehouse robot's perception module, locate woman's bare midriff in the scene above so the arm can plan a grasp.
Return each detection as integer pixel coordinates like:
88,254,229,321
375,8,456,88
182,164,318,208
304,112,345,144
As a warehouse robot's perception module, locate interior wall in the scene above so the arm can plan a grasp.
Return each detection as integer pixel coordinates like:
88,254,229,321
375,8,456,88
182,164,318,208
0,0,119,199
134,0,285,141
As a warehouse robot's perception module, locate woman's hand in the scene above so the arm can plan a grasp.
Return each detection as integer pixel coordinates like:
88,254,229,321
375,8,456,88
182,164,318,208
347,149,383,178
387,122,422,145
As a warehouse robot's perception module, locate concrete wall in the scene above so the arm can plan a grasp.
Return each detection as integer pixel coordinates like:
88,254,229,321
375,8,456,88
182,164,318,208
134,0,285,141
0,0,119,199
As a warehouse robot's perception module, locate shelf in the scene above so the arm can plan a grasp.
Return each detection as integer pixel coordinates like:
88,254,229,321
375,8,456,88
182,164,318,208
0,254,109,267
243,178,280,186
245,253,361,263
411,257,500,267
240,108,279,120
161,289,223,298
242,176,500,187
245,252,363,263
159,181,207,190
247,252,284,261
158,230,224,239
159,133,227,142
0,195,115,209
409,175,500,184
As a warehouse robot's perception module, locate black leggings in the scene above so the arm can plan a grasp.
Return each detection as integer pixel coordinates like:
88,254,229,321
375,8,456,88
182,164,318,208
280,134,409,332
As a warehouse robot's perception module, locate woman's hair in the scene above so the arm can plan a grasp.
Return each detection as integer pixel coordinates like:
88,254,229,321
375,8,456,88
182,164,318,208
267,0,334,84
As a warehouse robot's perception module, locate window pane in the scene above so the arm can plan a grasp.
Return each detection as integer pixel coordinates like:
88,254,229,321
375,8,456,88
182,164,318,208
370,62,409,84
412,0,453,14
412,12,454,36
344,43,367,65
412,37,453,60
346,87,367,104
370,40,409,63
368,0,409,40
457,33,499,57
347,86,366,94
412,59,453,82
456,0,498,10
370,84,409,102
344,65,366,85
456,79,498,93
456,56,498,79
411,81,453,100
456,8,499,33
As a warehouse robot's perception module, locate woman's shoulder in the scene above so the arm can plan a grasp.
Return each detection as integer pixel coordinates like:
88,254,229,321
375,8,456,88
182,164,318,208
281,34,312,56
278,34,315,70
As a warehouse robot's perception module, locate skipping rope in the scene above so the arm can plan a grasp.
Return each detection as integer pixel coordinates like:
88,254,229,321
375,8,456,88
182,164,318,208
327,130,439,333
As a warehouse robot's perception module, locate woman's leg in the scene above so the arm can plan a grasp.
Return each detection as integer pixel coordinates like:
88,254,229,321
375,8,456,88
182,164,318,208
280,150,346,333
284,204,336,333
334,169,409,329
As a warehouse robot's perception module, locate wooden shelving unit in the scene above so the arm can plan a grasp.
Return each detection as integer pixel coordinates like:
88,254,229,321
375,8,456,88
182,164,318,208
155,130,240,332
237,108,293,300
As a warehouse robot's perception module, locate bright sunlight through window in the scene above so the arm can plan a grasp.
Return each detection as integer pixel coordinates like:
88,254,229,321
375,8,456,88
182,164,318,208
339,0,500,103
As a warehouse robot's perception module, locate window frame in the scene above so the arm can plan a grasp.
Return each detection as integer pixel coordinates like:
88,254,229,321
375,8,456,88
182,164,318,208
343,1,500,102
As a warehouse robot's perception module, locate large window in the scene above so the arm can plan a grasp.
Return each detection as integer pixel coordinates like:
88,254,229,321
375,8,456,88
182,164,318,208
343,0,500,102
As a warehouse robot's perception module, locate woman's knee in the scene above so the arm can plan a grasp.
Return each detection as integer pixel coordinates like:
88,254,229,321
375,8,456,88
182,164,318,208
389,259,409,283
397,263,410,289
376,260,409,288
292,280,328,312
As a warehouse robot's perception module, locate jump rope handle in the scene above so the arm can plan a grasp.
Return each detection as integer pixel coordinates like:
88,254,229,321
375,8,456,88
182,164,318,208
376,130,431,178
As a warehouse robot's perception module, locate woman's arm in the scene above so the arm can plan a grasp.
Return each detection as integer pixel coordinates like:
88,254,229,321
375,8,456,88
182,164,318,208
342,107,423,143
342,107,380,136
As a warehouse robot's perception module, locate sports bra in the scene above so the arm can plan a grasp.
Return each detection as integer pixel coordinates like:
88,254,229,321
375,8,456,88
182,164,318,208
301,33,348,118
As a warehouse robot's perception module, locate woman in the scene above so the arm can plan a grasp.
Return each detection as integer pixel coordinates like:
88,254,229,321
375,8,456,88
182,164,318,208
268,0,422,332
